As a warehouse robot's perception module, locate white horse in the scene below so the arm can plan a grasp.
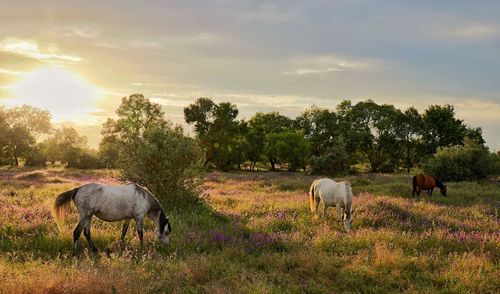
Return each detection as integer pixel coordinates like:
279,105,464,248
53,183,171,256
309,178,354,232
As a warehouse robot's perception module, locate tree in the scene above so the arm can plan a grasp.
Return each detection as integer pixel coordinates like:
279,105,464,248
295,106,340,157
248,112,293,170
184,98,243,170
397,107,423,172
1,105,51,166
421,105,466,156
266,131,310,171
42,126,99,168
103,94,204,206
338,100,402,172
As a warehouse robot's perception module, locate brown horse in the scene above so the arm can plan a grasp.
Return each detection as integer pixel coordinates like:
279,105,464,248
412,175,447,197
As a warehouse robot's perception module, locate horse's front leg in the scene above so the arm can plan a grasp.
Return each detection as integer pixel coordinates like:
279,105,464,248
429,188,434,195
83,216,98,254
336,204,343,219
135,216,144,253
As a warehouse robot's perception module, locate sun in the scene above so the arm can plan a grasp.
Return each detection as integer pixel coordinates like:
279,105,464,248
11,66,100,122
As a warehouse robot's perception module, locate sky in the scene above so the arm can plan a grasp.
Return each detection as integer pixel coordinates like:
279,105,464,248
1,0,499,150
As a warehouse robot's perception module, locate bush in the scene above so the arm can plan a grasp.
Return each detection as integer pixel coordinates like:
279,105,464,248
24,146,47,167
424,140,496,181
119,126,205,207
309,145,350,176
68,149,102,169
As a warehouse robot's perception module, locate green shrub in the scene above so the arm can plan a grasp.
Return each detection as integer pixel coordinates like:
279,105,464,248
120,126,205,206
424,140,496,181
101,95,206,208
309,147,350,176
24,146,47,167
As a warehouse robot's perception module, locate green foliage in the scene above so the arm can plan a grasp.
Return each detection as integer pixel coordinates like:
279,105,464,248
184,98,244,170
248,112,294,170
24,145,47,167
104,94,205,206
0,105,52,166
421,105,467,155
266,131,310,171
424,139,496,181
309,141,350,176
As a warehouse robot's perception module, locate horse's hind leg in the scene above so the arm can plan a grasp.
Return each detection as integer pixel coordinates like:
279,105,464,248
121,219,131,242
314,197,320,218
73,219,87,256
83,217,98,254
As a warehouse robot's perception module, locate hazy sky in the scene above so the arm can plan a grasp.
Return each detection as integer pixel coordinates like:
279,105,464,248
1,1,499,149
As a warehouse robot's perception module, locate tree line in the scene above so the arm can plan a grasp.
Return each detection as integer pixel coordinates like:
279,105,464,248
1,94,498,183
183,97,486,174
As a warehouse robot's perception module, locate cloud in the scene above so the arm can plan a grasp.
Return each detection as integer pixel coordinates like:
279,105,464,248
0,38,83,63
0,68,22,76
57,26,100,38
449,24,500,40
285,55,382,77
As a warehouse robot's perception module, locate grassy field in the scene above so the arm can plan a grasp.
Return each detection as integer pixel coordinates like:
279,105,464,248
0,168,499,293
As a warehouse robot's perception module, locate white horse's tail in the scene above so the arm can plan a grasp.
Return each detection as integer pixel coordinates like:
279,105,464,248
52,187,80,232
309,181,316,213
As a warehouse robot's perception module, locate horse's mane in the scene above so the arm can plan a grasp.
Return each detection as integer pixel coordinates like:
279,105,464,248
134,184,170,233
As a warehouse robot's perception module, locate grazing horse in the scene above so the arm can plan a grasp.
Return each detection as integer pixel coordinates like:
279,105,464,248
309,178,354,232
412,175,447,197
53,183,171,256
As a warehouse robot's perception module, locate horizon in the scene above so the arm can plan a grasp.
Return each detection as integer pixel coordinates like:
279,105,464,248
1,1,499,150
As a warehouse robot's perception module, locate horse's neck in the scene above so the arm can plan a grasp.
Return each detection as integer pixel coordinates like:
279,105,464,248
434,178,443,189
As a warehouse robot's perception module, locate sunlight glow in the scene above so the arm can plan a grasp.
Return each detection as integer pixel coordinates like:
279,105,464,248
11,66,100,122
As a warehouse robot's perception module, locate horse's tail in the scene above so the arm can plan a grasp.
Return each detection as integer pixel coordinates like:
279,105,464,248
309,181,316,213
412,176,417,190
52,187,80,232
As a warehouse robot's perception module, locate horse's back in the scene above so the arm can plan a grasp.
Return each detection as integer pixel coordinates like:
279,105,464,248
74,183,148,221
414,175,436,189
314,178,351,206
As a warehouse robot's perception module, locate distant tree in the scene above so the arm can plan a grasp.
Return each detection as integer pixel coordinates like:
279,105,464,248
397,107,423,172
42,126,96,168
266,131,310,171
421,105,466,156
2,105,52,166
295,106,340,157
98,119,120,168
248,112,294,170
338,100,402,172
184,98,243,170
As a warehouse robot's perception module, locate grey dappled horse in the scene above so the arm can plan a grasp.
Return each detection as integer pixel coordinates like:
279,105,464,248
53,183,171,256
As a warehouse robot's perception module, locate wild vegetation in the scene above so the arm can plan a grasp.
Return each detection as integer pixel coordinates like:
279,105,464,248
0,168,498,292
2,95,498,183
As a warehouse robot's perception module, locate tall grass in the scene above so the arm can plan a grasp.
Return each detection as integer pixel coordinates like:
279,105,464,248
0,168,498,293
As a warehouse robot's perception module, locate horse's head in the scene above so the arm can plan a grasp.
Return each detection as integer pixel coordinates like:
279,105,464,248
157,211,172,245
440,185,447,197
342,209,354,232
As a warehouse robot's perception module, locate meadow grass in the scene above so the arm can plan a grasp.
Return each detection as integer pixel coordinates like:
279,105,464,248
0,168,499,293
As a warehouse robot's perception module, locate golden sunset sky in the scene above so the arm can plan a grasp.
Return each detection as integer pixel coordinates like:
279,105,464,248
1,1,499,149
